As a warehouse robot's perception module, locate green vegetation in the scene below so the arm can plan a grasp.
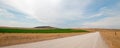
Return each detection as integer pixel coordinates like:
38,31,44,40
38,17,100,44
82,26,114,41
0,27,88,33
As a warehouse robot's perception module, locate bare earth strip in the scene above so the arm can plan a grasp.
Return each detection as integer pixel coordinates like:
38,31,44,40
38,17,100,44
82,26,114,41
0,32,108,48
100,30,120,48
0,32,88,47
80,29,120,48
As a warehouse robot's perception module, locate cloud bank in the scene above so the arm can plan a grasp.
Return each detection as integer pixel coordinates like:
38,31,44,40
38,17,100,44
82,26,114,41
0,0,120,29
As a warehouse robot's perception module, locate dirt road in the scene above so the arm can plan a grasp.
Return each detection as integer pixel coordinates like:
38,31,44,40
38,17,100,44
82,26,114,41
1,32,108,48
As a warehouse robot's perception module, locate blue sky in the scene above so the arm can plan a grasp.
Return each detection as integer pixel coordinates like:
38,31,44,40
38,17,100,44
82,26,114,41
0,0,120,29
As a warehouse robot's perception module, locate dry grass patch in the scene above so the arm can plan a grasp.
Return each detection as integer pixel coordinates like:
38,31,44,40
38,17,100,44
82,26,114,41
83,29,120,48
0,32,88,47
100,30,120,48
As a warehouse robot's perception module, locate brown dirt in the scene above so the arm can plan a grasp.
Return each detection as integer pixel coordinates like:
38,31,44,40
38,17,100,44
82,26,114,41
100,30,120,48
0,32,88,47
82,28,120,48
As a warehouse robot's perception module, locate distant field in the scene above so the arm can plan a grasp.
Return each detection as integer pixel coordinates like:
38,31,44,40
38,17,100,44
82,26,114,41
0,27,88,33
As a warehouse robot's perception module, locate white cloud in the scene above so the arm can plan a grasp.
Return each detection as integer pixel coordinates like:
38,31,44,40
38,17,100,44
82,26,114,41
82,16,120,29
86,7,116,18
0,19,39,27
81,7,120,29
0,20,25,27
0,0,35,16
1,0,120,29
0,0,93,26
0,8,15,18
35,0,93,26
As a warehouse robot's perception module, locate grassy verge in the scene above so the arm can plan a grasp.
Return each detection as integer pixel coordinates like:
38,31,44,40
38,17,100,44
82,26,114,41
0,27,88,33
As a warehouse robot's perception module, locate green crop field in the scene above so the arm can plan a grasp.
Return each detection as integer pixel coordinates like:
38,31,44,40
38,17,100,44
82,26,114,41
0,27,88,33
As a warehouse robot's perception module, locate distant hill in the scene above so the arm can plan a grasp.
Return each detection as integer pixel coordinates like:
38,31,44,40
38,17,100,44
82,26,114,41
34,26,57,29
